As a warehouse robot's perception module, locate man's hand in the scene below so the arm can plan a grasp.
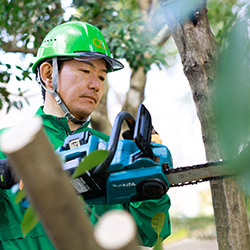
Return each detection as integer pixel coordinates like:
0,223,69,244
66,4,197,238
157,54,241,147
122,128,163,144
151,129,162,144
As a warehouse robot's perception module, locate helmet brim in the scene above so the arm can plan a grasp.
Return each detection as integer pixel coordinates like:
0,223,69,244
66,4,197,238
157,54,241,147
74,51,124,72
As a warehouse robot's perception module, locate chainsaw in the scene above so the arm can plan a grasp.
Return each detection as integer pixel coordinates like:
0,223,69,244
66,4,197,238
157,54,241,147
0,104,237,204
54,104,237,204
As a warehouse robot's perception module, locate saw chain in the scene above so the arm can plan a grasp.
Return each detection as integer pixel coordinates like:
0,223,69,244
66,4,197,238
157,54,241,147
162,160,237,188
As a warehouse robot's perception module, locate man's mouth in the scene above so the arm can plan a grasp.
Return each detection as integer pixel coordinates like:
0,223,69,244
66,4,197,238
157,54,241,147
81,95,98,103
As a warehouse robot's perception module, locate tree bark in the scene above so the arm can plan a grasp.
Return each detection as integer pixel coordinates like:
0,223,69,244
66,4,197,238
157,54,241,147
0,116,101,250
159,1,250,249
123,67,147,117
91,79,112,134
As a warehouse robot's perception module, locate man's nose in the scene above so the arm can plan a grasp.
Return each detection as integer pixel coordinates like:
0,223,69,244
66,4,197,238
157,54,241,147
88,75,101,91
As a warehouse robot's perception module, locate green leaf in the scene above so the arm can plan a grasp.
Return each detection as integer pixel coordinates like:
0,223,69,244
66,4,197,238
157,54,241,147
21,205,39,236
151,212,165,236
16,65,23,71
6,64,11,69
15,188,26,204
153,236,163,250
72,150,109,179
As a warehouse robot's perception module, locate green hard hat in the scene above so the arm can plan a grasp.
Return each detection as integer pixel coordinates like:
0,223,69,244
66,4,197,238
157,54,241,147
32,21,124,73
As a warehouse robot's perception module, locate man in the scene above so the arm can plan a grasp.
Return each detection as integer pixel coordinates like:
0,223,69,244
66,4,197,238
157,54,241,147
0,21,171,249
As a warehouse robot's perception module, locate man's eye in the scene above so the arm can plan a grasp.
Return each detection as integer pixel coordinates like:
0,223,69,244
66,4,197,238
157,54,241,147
80,69,90,73
99,76,105,81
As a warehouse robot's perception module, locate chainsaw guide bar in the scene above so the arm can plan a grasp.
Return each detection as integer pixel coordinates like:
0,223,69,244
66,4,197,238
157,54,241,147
163,160,237,188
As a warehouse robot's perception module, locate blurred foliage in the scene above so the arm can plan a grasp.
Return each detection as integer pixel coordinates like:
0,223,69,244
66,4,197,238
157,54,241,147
164,215,217,245
159,0,209,27
207,0,238,49
0,0,64,112
71,0,168,73
214,2,250,158
0,0,64,49
0,62,33,112
213,2,250,192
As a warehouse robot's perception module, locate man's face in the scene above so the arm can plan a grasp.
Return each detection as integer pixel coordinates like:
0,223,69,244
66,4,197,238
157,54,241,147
57,58,107,120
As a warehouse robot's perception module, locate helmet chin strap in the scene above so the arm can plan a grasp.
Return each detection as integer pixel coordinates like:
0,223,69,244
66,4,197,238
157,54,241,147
39,58,90,125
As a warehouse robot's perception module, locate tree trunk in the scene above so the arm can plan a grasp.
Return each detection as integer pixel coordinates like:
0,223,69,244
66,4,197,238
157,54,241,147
123,67,147,117
91,80,112,134
159,1,250,249
122,0,171,118
0,117,100,250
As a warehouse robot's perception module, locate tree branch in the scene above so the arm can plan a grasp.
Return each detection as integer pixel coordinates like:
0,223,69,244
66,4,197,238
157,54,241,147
1,41,37,55
0,116,100,250
94,210,140,250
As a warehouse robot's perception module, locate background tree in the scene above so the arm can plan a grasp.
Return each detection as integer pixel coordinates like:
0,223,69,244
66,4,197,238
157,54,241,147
159,0,250,249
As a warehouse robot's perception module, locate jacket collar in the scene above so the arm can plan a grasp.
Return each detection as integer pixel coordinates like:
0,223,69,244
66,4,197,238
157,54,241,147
35,106,91,135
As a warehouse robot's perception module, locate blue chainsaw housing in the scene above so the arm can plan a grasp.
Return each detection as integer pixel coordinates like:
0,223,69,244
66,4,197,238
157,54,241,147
56,133,173,204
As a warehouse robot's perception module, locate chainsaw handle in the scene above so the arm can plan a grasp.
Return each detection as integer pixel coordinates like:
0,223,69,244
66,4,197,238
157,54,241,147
0,159,17,189
92,111,135,175
133,104,154,159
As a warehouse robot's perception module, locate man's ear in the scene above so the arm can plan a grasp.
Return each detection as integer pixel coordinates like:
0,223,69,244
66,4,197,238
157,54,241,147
40,62,53,90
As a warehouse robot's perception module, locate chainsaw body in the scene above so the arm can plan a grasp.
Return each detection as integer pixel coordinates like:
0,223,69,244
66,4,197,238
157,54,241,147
57,134,172,204
56,104,173,204
0,104,234,204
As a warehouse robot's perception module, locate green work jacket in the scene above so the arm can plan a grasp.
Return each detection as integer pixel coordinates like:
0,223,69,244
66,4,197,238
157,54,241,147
0,106,171,249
